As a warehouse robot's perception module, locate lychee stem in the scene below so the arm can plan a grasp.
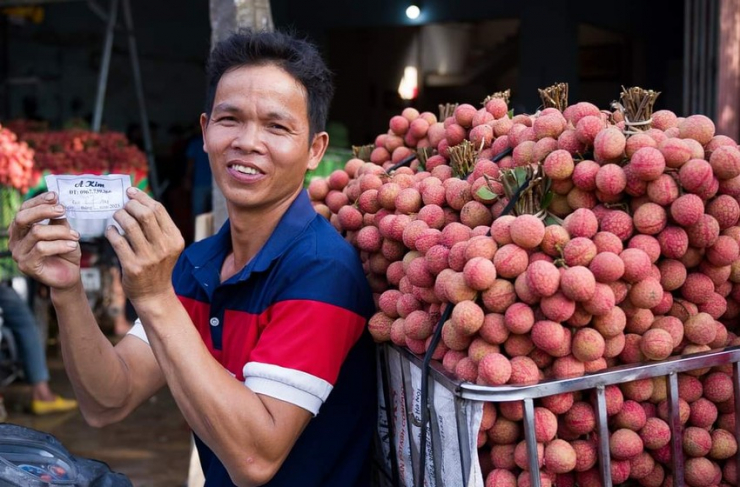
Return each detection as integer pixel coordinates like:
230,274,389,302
416,147,433,170
438,103,459,121
482,89,511,106
613,86,661,135
351,144,374,162
449,139,478,178
538,82,569,111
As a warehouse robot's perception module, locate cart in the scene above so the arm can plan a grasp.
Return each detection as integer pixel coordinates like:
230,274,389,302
374,342,740,487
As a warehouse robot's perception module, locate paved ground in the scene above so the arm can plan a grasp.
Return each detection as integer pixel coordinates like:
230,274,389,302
2,352,192,487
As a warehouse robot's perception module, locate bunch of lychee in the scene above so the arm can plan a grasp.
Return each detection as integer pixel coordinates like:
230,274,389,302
476,366,740,487
307,98,740,487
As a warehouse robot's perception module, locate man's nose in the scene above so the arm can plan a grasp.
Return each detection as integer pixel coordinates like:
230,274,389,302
231,123,264,153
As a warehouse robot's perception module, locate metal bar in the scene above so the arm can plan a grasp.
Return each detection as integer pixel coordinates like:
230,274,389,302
594,386,613,487
393,345,740,402
698,0,707,114
427,375,444,487
667,372,685,487
400,356,419,487
733,361,740,487
86,0,111,24
522,398,541,487
708,0,718,121
683,0,692,115
91,0,118,132
693,0,701,114
454,397,472,487
387,344,740,485
121,0,161,197
379,344,401,487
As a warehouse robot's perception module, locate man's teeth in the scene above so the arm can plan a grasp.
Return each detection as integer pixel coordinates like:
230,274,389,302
233,164,260,175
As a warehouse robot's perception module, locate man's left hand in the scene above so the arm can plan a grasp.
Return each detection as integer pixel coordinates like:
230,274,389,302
106,187,185,305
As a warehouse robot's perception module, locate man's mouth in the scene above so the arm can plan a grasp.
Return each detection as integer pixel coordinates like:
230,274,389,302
231,163,262,175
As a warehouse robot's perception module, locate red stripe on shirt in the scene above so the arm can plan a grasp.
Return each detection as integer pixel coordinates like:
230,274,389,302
177,296,365,384
247,300,366,385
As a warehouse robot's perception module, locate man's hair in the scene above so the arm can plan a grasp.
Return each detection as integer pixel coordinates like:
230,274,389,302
205,29,334,139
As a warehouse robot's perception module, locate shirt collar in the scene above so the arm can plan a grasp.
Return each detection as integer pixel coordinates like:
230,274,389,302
184,189,318,281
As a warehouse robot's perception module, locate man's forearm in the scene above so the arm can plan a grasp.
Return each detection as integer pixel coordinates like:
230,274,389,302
51,283,133,417
134,293,308,485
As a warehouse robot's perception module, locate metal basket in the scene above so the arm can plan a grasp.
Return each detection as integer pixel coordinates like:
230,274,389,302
374,342,740,487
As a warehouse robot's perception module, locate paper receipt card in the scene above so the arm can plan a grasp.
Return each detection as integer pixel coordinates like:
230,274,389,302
45,174,131,219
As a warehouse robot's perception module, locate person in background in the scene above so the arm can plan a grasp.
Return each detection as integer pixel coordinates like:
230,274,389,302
185,128,213,219
0,283,78,415
10,28,376,486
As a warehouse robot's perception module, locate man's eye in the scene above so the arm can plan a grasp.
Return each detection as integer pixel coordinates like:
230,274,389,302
270,124,287,130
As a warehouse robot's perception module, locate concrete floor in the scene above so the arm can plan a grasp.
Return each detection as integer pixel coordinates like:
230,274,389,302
1,352,192,487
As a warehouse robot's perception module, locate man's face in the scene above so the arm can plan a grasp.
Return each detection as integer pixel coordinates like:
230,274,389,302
200,64,327,213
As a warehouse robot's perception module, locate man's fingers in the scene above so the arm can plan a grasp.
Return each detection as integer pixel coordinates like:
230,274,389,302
12,200,66,235
32,239,80,258
111,209,147,253
10,219,78,258
26,222,78,242
105,225,136,265
125,188,179,236
16,240,79,275
122,199,165,242
19,191,57,211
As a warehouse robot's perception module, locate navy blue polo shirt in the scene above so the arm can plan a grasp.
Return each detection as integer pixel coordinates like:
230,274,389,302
129,190,376,486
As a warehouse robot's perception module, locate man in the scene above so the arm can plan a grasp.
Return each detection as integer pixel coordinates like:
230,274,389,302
185,127,213,219
9,29,376,486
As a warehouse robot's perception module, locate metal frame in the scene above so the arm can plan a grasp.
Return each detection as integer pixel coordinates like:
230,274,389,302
381,343,740,487
91,0,159,197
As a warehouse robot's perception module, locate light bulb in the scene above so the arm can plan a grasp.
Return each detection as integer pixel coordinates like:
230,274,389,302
405,4,420,20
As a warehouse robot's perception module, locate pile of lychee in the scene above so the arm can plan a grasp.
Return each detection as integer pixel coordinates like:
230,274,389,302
308,97,740,487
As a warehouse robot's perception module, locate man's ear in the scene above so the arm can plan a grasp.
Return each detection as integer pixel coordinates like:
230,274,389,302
199,113,209,152
307,132,329,172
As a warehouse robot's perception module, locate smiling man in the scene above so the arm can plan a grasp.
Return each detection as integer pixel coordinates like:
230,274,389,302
9,30,376,487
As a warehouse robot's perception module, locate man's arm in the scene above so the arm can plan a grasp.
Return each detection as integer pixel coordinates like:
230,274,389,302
9,192,165,425
107,188,314,486
135,295,312,487
50,283,165,426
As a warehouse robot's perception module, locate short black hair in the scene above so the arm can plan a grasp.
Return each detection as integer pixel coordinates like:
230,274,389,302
205,29,334,139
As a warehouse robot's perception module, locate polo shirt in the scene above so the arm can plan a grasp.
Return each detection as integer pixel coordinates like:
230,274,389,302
128,189,376,486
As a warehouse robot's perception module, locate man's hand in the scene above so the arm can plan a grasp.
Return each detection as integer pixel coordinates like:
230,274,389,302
106,187,185,305
9,192,82,290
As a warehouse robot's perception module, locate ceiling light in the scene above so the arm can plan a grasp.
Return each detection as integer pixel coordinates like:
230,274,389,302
405,4,420,20
398,66,418,100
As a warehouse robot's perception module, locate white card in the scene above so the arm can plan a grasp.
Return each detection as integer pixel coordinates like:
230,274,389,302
45,174,132,220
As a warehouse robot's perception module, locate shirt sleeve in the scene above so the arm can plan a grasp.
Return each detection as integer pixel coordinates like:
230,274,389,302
243,246,370,415
126,318,149,344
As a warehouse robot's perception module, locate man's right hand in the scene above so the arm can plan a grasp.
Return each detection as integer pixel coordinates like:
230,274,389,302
9,191,82,290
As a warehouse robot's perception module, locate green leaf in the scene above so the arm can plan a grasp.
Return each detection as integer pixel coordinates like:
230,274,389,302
508,108,514,119
476,186,498,201
541,190,554,210
513,167,528,186
544,215,560,226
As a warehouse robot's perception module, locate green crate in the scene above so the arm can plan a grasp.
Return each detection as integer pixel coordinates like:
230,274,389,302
305,147,353,186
